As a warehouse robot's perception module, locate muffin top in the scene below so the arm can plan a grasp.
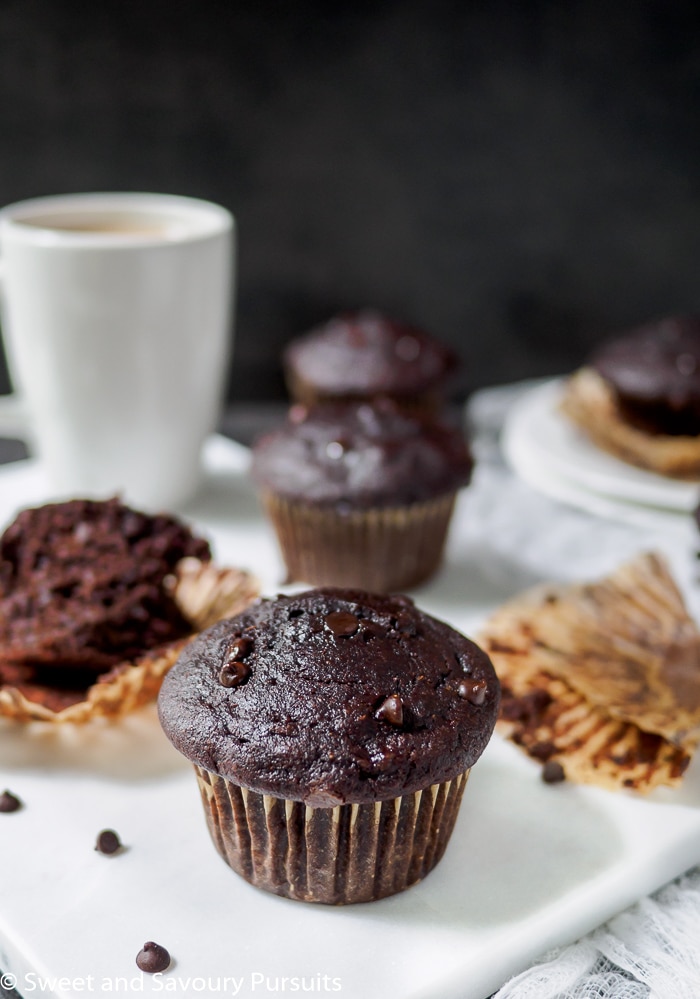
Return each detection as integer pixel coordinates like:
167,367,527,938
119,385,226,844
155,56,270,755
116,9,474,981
158,588,499,805
591,316,700,434
251,399,473,508
283,310,458,399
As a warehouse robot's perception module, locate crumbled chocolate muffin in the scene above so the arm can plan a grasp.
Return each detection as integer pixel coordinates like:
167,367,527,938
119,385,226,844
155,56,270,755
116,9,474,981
0,498,210,671
158,588,499,805
251,399,472,509
591,315,700,436
283,310,458,411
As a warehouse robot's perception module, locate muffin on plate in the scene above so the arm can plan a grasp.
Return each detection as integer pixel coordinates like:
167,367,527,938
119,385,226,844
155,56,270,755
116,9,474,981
283,310,459,415
157,587,500,904
561,315,700,478
251,398,473,592
0,497,258,722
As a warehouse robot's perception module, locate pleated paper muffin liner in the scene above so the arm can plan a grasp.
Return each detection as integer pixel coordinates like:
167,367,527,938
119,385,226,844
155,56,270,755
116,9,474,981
478,552,700,792
261,491,457,592
195,766,470,905
0,558,259,724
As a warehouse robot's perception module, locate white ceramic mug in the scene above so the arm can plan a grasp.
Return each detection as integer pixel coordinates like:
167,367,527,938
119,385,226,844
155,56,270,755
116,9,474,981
0,192,234,509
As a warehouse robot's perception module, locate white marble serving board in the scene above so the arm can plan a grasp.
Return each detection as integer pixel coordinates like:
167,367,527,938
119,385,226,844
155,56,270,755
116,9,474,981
1,435,700,999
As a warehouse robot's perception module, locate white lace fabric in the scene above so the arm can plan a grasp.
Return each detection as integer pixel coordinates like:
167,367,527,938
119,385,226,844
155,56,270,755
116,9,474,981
494,867,700,998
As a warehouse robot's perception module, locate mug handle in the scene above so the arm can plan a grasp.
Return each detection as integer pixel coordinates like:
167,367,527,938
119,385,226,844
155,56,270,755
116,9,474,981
0,255,31,437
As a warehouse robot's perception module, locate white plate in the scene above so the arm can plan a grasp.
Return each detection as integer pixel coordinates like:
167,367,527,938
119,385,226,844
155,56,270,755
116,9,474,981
502,379,700,515
1,436,700,999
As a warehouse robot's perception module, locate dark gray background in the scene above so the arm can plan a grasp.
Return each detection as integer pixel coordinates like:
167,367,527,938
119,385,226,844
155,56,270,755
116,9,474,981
0,0,698,403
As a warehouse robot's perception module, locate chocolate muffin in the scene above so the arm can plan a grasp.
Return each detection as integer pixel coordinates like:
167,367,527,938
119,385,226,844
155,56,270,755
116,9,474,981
561,316,700,478
158,588,499,904
0,497,210,670
251,399,473,591
592,316,700,436
283,310,459,414
0,498,259,721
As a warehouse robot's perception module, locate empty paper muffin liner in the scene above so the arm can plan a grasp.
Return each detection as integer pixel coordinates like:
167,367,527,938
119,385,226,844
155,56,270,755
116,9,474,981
261,491,457,592
478,552,700,793
194,766,470,904
0,558,259,724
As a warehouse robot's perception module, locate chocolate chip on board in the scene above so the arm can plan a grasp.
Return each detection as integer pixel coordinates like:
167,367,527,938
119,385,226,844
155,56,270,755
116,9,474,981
0,790,22,813
542,760,567,784
95,829,122,855
136,942,171,974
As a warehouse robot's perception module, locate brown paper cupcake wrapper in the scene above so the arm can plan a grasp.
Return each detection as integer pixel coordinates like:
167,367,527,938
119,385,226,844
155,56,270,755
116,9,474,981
195,766,470,904
478,552,700,792
0,558,260,724
262,491,457,592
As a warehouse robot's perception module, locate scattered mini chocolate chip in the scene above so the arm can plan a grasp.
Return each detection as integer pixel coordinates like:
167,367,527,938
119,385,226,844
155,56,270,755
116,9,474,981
136,941,171,974
219,660,251,687
95,829,122,855
324,611,359,638
458,679,488,705
0,790,21,813
376,694,404,726
542,760,566,784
